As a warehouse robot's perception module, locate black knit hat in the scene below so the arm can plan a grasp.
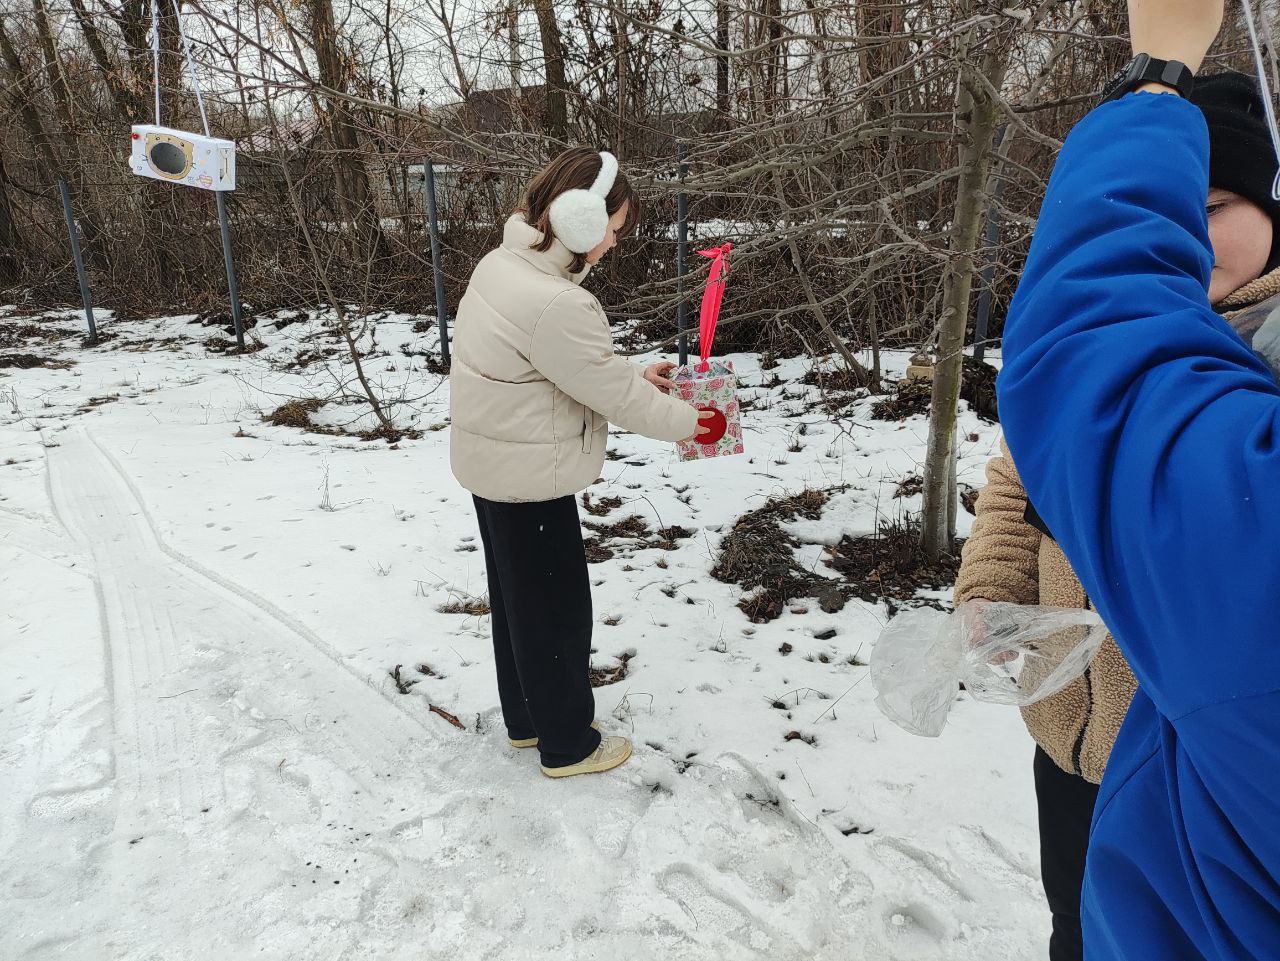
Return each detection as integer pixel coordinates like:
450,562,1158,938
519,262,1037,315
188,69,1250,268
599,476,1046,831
1190,71,1280,271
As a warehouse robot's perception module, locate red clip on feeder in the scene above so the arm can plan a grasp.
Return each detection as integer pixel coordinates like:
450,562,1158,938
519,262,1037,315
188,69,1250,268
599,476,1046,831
672,243,745,462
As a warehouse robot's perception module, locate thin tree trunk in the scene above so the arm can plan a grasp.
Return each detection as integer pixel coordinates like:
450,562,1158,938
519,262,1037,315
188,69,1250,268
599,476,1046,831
0,151,23,281
70,0,144,121
33,0,76,124
716,0,730,121
614,0,628,157
507,0,522,90
920,33,1007,561
533,0,568,142
802,0,834,126
866,298,883,386
763,0,781,109
308,0,385,260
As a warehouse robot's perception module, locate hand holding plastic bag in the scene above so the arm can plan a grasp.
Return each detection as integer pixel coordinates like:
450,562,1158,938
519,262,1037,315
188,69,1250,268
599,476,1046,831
870,601,1109,737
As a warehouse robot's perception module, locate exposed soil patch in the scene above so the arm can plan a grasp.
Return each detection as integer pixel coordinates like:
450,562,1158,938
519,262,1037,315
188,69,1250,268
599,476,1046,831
870,378,931,420
191,309,259,336
894,475,923,499
961,356,999,422
589,650,634,687
823,516,963,615
581,493,623,517
205,336,266,355
397,343,450,374
264,398,325,431
583,514,693,562
0,353,74,370
711,488,833,623
262,397,420,444
0,321,76,348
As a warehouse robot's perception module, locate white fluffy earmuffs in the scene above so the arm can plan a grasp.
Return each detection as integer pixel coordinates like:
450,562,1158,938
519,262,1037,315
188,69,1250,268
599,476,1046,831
547,152,619,253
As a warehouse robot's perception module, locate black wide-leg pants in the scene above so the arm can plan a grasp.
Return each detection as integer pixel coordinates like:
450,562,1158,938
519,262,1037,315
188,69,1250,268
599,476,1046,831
473,495,602,768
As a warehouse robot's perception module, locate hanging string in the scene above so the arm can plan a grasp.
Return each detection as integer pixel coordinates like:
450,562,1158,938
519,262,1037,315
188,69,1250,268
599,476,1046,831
1241,0,1280,200
170,0,212,137
150,0,161,126
148,0,213,136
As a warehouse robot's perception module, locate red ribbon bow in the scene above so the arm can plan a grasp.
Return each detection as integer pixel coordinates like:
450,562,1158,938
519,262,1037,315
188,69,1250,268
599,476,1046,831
696,242,732,373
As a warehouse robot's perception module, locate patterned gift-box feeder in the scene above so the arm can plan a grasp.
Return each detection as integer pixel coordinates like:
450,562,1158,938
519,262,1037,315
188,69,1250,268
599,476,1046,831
673,360,744,461
673,242,744,462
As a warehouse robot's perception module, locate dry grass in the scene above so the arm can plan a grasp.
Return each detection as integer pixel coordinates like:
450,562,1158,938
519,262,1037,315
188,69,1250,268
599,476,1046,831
264,398,324,430
802,364,869,394
261,397,419,444
437,594,491,616
0,352,74,370
870,378,931,421
0,322,76,348
589,651,634,687
894,475,924,499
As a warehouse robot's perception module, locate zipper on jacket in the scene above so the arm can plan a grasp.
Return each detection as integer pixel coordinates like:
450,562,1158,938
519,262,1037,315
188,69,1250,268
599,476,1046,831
1070,593,1095,777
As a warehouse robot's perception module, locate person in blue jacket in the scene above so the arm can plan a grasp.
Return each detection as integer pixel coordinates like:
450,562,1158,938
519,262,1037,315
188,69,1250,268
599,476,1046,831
997,1,1280,957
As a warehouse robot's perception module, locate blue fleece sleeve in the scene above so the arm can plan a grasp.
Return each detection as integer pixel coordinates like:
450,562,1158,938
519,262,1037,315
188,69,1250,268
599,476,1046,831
998,92,1280,721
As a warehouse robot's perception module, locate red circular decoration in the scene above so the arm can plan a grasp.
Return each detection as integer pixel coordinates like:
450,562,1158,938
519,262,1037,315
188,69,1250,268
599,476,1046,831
696,406,727,444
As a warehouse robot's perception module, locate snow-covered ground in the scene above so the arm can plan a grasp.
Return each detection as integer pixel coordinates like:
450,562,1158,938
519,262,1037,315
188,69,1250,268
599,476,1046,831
0,306,1043,960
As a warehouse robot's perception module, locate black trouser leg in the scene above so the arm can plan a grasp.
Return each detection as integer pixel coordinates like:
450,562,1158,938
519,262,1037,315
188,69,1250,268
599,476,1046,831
471,495,601,767
1034,745,1101,961
474,499,535,741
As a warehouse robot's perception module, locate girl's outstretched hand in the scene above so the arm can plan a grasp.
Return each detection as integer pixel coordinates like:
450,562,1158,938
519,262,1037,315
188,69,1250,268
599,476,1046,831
644,361,680,394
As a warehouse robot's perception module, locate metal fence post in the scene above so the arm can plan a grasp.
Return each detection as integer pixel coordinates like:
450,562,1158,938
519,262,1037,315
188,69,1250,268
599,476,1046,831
676,144,689,367
57,179,97,344
215,191,245,349
424,159,451,366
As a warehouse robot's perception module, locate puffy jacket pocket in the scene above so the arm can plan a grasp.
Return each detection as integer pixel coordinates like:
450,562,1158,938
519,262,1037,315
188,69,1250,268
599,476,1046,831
582,407,594,454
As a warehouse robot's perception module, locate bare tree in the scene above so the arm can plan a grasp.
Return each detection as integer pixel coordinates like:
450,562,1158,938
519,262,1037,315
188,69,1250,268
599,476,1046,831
920,11,1013,561
534,0,568,141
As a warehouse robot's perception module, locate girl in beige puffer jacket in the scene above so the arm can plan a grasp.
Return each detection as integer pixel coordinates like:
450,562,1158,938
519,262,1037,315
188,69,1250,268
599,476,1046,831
449,147,712,779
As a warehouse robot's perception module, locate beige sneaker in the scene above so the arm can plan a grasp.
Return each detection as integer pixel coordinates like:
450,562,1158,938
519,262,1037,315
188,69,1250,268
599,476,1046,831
540,736,633,779
510,721,599,750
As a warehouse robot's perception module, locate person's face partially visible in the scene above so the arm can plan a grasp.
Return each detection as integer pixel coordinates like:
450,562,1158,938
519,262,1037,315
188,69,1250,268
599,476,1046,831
585,202,629,266
1207,188,1273,304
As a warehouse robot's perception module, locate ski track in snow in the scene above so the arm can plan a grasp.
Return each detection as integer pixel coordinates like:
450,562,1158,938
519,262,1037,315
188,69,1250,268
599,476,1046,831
1,428,893,961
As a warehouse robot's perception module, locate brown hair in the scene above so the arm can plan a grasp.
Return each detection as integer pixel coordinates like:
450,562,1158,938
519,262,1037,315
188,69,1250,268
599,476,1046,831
520,147,640,274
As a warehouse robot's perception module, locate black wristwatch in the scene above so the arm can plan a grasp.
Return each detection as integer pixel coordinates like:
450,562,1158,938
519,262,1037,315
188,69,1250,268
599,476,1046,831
1098,54,1195,105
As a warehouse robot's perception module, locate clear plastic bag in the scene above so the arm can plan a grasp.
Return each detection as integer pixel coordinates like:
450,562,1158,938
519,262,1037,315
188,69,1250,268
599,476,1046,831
870,601,1109,737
